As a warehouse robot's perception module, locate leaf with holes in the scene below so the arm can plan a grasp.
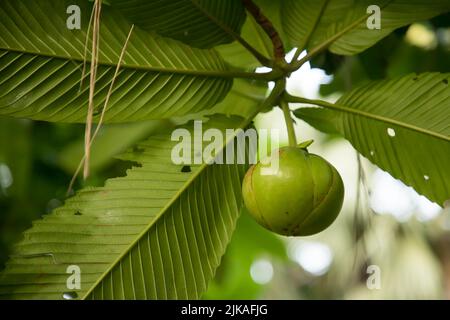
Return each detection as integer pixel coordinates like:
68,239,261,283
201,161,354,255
281,0,450,55
294,73,450,206
0,0,233,123
0,115,252,299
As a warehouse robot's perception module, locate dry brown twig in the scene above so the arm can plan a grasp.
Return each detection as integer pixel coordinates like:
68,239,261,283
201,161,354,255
83,0,102,179
79,6,94,93
67,3,134,195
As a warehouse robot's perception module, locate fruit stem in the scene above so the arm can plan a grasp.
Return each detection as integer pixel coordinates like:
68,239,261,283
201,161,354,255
280,99,297,147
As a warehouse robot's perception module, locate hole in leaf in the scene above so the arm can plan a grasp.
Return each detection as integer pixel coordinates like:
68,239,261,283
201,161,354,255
387,128,396,137
74,211,82,216
424,175,430,181
443,79,448,85
370,150,375,156
181,165,191,173
62,292,78,300
413,76,418,81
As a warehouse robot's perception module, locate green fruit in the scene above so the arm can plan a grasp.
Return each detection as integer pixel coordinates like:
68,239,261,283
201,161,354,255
242,146,344,236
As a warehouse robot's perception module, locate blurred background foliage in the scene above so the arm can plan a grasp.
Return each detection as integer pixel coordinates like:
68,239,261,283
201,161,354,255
1,13,450,299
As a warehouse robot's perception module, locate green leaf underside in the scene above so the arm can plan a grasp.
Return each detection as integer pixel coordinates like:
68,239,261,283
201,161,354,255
170,78,267,124
294,73,450,205
0,115,250,299
208,79,268,118
282,0,450,55
0,0,232,123
216,14,273,70
109,0,246,49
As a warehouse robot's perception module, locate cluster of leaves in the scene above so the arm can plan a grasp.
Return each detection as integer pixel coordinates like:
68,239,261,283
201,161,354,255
0,0,449,299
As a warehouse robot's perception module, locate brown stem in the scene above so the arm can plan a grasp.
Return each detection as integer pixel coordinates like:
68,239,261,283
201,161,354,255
241,0,285,60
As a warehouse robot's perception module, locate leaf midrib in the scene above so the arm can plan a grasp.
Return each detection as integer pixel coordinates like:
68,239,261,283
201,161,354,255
291,96,450,143
300,0,329,51
1,47,253,79
293,0,394,68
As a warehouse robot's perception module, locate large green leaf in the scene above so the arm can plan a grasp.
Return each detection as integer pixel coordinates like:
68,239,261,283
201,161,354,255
109,0,246,49
0,0,233,123
294,73,450,206
282,0,450,55
0,115,251,299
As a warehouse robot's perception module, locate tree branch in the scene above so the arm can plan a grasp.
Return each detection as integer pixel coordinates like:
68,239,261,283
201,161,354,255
242,0,285,60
